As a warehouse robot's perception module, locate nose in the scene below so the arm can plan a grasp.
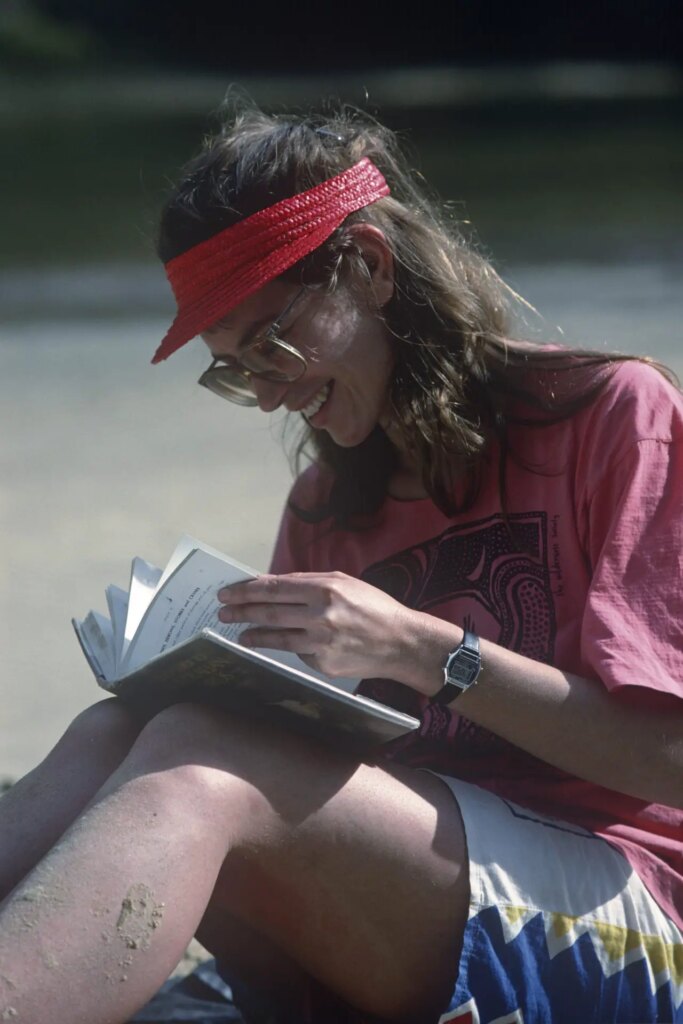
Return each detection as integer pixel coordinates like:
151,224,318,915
251,377,289,413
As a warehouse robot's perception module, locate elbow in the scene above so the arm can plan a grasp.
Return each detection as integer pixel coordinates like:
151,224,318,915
611,689,683,807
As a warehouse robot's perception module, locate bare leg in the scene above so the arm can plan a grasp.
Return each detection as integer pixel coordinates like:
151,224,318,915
0,703,468,1023
0,699,144,901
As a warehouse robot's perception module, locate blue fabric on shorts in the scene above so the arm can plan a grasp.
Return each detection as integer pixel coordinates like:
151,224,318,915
434,778,683,1024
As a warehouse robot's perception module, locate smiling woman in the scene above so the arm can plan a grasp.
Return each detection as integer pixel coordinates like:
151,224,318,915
0,100,682,1024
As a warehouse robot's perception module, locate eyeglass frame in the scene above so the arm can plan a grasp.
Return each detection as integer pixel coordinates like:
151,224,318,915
197,287,309,407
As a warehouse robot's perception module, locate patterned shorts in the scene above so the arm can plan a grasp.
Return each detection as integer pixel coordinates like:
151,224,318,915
434,778,683,1024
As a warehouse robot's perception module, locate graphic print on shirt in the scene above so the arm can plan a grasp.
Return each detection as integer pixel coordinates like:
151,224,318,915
360,512,557,767
364,511,556,661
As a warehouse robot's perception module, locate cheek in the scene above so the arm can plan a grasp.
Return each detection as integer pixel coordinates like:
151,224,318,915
311,305,363,364
314,304,394,385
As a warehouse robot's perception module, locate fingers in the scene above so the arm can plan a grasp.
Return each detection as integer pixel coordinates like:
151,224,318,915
217,574,341,653
218,573,346,606
215,571,397,679
216,573,345,670
238,627,313,654
218,601,310,629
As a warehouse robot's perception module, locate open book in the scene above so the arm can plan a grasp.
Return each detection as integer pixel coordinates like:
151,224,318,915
73,536,419,749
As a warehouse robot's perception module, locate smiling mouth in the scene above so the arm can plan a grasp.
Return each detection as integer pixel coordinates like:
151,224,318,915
301,382,332,420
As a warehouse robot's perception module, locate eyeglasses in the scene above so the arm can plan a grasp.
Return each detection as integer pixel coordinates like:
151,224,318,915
198,288,308,407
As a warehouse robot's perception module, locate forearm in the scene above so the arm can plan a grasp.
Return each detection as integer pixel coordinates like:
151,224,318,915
395,609,683,808
218,571,683,806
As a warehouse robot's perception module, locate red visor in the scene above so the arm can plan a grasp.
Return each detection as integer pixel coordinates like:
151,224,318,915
152,157,390,364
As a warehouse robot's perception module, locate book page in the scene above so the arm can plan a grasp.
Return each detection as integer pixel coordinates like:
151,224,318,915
123,558,163,652
76,611,117,682
71,536,359,693
106,584,130,671
122,547,257,675
155,534,257,592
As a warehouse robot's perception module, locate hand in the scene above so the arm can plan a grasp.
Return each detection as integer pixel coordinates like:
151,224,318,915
217,572,422,681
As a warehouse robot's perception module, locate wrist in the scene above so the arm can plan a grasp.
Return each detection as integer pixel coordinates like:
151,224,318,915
391,609,464,698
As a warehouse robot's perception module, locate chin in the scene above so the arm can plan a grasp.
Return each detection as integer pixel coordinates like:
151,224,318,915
326,423,374,448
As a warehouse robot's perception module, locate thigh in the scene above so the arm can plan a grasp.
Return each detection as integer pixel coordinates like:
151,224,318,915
133,705,469,1022
227,763,467,1018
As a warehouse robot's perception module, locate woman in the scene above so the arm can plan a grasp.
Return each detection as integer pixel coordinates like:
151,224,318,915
0,104,681,1024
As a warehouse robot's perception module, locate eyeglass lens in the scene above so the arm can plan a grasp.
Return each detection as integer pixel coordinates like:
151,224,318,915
200,366,258,405
240,334,305,379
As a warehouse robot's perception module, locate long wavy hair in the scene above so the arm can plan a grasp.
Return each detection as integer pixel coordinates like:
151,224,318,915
158,100,677,527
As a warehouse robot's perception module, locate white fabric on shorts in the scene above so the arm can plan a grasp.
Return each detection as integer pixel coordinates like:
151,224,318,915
430,776,683,1024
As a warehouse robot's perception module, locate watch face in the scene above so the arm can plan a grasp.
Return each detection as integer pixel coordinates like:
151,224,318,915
445,635,481,691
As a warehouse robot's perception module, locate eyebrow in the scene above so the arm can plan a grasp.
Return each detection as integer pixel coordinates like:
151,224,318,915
207,287,305,353
209,312,278,352
237,315,277,352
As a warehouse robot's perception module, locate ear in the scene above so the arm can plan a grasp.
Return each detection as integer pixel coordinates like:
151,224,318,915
344,223,394,308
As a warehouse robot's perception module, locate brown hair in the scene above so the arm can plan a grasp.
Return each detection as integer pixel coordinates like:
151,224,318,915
158,99,678,527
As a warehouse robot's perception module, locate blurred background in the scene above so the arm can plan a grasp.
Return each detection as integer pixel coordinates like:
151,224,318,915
1,1,682,779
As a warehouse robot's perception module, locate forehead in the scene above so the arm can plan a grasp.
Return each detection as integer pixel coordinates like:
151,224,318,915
200,279,294,356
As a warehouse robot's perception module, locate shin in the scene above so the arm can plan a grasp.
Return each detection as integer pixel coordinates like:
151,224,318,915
0,698,144,901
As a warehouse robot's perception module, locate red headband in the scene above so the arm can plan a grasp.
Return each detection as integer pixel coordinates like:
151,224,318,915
152,157,390,364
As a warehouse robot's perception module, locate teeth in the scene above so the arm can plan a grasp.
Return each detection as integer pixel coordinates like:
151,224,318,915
302,383,331,419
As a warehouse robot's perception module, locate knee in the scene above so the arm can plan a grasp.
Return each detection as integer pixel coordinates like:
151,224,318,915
121,703,253,796
128,703,326,791
131,702,238,763
64,698,145,760
121,704,334,830
120,704,356,841
119,704,274,840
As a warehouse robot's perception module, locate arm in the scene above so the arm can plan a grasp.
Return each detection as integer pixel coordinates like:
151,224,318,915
218,571,683,807
402,609,683,809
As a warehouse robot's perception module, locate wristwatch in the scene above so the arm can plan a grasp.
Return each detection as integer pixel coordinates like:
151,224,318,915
430,629,482,705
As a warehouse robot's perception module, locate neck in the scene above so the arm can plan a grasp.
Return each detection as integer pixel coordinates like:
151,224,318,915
385,429,428,500
388,466,428,501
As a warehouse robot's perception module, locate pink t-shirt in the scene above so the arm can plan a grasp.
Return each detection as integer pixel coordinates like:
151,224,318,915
270,361,683,925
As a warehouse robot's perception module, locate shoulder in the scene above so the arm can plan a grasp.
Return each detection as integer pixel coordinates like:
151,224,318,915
582,360,683,443
570,361,683,511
